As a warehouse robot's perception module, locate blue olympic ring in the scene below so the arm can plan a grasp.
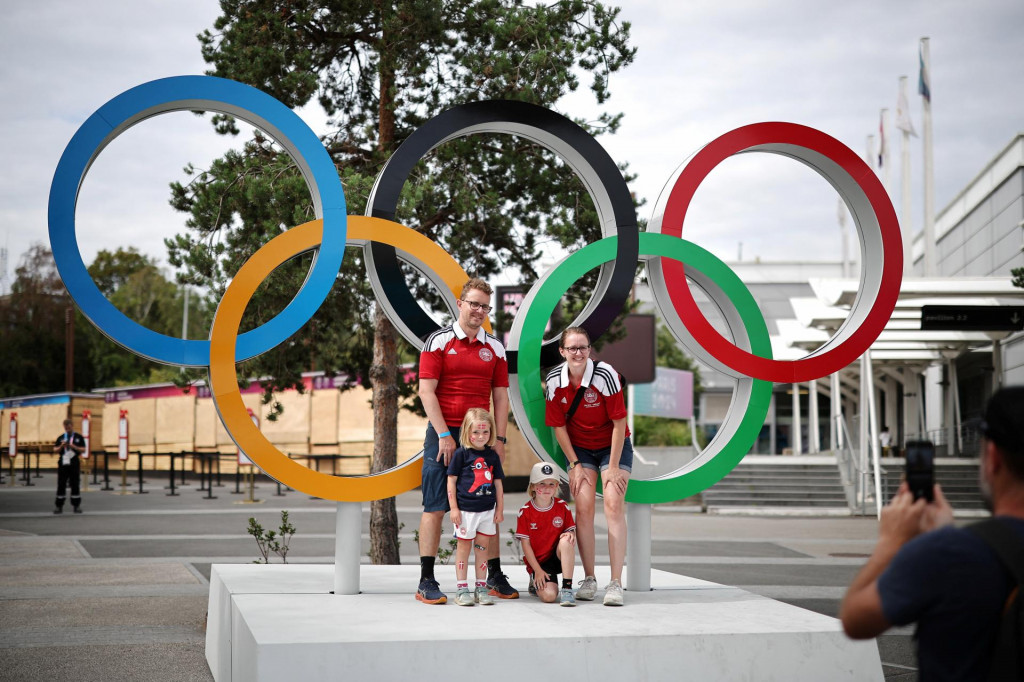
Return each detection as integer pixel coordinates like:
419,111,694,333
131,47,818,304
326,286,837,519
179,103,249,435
48,76,347,367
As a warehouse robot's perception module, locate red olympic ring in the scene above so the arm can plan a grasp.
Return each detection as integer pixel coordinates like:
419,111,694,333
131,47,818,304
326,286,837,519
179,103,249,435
658,122,902,383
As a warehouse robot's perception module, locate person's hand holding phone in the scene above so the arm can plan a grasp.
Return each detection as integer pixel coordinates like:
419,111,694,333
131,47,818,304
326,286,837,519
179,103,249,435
904,440,936,502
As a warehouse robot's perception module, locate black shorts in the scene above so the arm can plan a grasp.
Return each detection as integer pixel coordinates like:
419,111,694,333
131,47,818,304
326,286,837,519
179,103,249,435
531,552,563,579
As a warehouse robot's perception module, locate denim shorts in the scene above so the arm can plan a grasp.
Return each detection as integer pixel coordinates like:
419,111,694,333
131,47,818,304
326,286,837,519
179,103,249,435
573,436,634,473
422,423,460,512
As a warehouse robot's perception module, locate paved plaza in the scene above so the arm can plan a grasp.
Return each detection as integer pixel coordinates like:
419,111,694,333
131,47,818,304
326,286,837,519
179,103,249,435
0,470,919,681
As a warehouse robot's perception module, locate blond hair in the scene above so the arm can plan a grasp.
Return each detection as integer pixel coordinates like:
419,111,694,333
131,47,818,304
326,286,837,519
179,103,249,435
459,408,496,449
460,278,493,298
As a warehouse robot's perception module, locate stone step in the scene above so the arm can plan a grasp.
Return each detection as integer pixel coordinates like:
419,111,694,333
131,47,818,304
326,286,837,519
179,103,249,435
706,488,847,498
704,493,847,503
705,462,847,509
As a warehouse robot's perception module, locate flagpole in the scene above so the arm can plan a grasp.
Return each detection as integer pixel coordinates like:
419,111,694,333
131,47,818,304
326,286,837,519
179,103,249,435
898,76,914,276
880,108,891,196
921,37,936,276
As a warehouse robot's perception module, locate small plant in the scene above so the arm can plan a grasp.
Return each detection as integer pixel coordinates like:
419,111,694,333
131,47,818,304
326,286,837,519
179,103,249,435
412,528,459,564
505,527,522,564
247,510,296,564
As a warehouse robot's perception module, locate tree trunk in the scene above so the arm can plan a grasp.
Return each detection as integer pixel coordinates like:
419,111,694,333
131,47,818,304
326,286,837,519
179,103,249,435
369,304,400,564
369,0,401,565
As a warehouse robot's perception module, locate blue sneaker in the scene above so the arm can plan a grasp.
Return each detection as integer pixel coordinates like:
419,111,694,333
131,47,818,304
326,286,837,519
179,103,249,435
416,578,447,605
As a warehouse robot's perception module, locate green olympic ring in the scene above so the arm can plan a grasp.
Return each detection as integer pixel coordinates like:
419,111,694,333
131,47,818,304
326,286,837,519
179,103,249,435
511,232,772,504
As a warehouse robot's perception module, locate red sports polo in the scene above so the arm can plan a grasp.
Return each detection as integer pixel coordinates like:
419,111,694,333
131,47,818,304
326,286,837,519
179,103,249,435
419,321,509,428
515,498,576,569
545,358,629,449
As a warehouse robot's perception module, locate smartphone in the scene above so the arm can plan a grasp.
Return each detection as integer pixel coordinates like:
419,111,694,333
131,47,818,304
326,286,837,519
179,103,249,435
904,440,935,502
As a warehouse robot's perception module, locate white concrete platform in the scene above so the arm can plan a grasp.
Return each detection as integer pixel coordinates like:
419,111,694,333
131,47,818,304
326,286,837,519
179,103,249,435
206,564,882,682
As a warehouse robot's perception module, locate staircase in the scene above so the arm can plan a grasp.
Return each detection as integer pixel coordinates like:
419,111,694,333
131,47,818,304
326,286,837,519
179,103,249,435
703,456,848,512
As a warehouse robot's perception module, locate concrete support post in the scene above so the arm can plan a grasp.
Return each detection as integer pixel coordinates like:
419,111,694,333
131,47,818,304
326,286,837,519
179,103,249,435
792,384,802,455
993,338,1003,392
830,371,842,452
808,380,820,454
626,502,652,592
926,364,943,437
902,367,919,444
334,501,361,595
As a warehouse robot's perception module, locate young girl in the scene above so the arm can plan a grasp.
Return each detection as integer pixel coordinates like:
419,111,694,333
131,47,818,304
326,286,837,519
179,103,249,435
446,408,505,606
515,461,577,606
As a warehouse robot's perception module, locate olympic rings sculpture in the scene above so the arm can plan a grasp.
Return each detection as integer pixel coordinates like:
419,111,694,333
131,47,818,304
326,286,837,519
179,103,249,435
49,76,902,503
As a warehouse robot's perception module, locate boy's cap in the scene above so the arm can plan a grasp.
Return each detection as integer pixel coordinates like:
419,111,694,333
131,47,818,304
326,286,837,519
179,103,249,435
983,386,1024,455
530,462,559,485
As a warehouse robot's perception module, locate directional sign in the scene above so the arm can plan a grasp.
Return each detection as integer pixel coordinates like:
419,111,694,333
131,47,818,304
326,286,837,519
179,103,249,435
920,305,1024,332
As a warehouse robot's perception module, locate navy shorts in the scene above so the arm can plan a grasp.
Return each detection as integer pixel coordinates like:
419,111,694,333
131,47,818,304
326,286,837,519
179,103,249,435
422,423,460,512
573,436,634,473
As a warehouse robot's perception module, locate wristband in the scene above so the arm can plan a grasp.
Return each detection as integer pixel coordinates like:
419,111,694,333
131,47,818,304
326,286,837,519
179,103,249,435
438,431,451,439
496,436,507,444
567,460,578,470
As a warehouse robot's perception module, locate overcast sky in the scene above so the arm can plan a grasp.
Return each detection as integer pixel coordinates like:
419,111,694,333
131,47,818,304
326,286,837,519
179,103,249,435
2,0,1022,293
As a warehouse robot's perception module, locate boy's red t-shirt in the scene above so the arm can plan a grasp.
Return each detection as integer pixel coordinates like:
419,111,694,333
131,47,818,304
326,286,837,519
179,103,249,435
515,498,576,570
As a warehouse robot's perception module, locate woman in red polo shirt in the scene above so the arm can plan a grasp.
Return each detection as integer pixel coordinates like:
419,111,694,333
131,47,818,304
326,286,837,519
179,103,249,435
544,326,632,606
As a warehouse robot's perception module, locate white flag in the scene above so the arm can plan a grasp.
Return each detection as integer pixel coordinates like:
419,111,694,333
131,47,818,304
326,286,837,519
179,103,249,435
895,87,917,137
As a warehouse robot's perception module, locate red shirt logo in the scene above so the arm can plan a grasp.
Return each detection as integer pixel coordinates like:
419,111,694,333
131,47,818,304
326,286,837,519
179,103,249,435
552,516,564,528
584,389,598,404
478,348,493,362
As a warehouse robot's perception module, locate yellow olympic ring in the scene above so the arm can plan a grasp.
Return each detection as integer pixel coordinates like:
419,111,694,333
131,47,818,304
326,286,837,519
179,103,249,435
209,216,483,502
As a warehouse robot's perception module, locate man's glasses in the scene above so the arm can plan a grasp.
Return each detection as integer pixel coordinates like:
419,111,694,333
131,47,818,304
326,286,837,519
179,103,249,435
460,299,492,313
563,345,590,354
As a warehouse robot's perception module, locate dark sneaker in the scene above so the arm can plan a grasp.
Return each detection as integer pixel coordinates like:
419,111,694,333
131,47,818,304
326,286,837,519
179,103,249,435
528,581,537,596
53,508,63,515
486,571,520,599
73,508,82,514
415,578,447,605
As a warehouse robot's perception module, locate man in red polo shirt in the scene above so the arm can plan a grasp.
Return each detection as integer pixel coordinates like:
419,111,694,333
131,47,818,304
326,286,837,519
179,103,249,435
416,278,516,604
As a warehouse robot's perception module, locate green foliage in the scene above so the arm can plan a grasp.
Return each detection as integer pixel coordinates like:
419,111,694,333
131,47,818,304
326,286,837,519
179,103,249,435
0,245,199,396
0,244,74,396
1012,267,1024,289
505,526,522,564
247,510,297,563
634,415,697,447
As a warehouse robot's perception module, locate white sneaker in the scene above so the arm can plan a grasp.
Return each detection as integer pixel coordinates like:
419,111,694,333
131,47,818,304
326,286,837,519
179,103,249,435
603,579,623,606
576,575,598,601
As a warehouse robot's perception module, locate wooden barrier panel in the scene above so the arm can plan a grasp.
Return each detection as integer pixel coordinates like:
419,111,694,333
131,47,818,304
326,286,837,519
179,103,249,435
260,391,309,449
195,398,219,449
155,394,196,453
17,408,41,444
310,390,338,446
